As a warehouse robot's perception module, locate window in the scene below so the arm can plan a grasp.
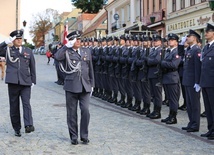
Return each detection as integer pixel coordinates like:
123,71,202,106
201,0,206,2
159,0,162,10
147,0,150,15
181,0,185,9
136,0,140,17
127,4,130,21
172,0,176,12
190,0,195,6
153,0,155,12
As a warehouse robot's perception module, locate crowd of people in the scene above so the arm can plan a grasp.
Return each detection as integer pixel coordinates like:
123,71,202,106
72,23,214,140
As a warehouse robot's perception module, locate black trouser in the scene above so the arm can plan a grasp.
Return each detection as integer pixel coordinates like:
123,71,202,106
8,84,33,131
65,91,90,140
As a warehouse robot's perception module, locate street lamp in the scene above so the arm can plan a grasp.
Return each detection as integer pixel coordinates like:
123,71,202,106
22,20,27,43
23,20,27,27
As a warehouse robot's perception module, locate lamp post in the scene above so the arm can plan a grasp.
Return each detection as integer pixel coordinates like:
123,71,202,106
22,20,27,44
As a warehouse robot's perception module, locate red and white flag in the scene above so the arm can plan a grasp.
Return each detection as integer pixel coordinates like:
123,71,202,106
63,24,68,45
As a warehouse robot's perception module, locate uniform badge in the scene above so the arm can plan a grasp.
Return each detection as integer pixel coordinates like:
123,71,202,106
198,53,201,57
83,57,86,61
176,55,179,58
209,57,212,60
73,60,76,63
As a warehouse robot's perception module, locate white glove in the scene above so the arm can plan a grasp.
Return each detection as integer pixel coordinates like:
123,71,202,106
65,38,76,48
90,87,94,97
5,36,16,44
31,83,35,89
180,35,187,45
193,84,201,92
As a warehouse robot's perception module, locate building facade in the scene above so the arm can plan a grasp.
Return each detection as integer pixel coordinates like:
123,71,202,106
165,0,211,44
105,0,166,36
0,0,21,41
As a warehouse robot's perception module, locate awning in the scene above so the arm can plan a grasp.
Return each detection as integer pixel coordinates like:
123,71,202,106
107,28,125,37
124,24,156,34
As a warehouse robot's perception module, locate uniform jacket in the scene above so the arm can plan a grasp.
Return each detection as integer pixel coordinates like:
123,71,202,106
54,46,95,93
161,47,181,84
200,43,214,87
136,48,148,80
182,44,201,87
147,46,162,79
0,42,36,86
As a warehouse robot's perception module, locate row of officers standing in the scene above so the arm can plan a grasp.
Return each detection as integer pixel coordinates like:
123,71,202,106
83,23,214,140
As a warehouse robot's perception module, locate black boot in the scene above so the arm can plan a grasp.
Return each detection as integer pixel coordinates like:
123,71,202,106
161,111,171,123
178,103,186,111
121,97,133,108
116,95,125,106
166,110,177,124
109,92,118,104
107,91,113,102
140,103,150,115
149,106,161,119
162,99,169,105
130,100,141,111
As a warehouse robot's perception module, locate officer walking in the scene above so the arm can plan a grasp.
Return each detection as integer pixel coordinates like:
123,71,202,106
200,23,214,140
54,31,95,145
0,30,36,137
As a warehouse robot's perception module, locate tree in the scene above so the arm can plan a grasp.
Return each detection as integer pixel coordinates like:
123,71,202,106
29,9,59,47
71,0,105,13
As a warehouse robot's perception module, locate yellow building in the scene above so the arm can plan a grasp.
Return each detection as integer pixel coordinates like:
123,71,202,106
54,8,82,43
0,0,21,41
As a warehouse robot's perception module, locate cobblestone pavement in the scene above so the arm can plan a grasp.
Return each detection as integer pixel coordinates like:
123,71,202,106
0,55,213,155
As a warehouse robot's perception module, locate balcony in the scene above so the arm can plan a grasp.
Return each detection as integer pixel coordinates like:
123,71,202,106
111,21,127,32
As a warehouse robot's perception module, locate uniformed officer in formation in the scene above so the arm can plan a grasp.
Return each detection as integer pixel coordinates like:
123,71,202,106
182,30,201,132
0,30,36,137
146,34,163,119
160,33,181,124
200,23,214,140
54,30,95,145
87,24,214,139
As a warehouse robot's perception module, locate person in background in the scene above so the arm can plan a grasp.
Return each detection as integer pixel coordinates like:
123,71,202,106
0,55,6,80
0,30,36,137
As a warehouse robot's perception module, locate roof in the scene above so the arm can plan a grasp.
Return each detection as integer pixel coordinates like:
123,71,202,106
83,12,107,35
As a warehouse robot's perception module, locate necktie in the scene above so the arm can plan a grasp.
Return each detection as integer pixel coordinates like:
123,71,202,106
207,44,210,50
187,46,191,51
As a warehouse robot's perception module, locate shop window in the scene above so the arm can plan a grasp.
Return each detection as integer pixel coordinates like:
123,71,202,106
181,0,185,9
172,0,176,12
190,0,195,6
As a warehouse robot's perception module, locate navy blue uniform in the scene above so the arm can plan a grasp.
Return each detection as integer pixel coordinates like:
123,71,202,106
183,44,201,130
147,46,162,117
200,42,214,135
161,47,181,123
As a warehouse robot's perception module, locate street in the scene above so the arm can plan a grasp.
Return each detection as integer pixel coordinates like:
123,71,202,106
0,54,214,155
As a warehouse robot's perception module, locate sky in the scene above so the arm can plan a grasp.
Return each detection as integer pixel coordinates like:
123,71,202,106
20,0,74,43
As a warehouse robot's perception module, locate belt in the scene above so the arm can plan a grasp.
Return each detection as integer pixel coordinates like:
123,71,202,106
162,68,178,74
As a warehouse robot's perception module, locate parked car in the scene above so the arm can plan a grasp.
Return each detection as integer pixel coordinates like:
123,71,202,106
38,46,45,55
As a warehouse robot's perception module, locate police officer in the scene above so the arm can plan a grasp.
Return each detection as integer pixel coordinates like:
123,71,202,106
200,23,214,139
54,30,95,145
121,35,134,108
147,34,162,119
0,30,36,137
137,35,152,115
160,33,181,124
181,30,201,132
